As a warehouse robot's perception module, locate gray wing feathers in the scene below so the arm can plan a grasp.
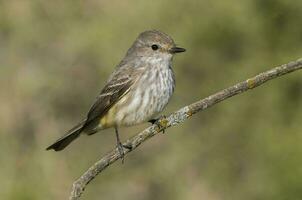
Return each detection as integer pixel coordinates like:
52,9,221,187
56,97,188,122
83,65,142,129
46,64,144,151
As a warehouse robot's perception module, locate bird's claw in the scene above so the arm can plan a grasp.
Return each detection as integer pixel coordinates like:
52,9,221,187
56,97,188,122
123,143,133,150
148,115,168,134
117,142,125,163
116,142,133,163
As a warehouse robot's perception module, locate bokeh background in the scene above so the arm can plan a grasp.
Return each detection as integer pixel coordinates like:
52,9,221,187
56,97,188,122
1,0,302,199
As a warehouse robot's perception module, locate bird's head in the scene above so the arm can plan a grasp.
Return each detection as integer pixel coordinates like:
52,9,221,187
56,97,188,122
126,30,186,60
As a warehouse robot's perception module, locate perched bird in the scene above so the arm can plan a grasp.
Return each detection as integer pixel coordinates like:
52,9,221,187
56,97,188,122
46,30,185,159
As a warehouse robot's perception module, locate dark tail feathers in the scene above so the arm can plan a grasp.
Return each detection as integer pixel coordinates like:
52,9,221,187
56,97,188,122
46,120,86,151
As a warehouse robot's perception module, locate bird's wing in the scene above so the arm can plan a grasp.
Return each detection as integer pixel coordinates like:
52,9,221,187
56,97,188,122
83,65,142,129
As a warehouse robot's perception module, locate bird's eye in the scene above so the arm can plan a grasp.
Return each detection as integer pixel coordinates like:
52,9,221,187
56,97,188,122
151,44,159,51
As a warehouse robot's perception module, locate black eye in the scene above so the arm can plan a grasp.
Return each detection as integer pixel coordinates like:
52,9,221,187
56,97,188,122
151,44,159,51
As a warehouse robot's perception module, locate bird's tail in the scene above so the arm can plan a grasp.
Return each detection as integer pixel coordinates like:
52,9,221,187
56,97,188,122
46,120,86,151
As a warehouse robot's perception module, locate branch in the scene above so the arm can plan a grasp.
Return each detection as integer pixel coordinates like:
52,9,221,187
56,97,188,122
69,58,302,199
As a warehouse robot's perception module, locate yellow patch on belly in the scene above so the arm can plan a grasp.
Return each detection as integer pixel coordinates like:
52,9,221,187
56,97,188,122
99,105,117,128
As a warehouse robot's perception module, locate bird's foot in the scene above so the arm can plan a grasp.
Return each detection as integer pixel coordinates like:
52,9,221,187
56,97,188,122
116,141,125,163
116,142,133,163
148,115,168,134
123,143,133,150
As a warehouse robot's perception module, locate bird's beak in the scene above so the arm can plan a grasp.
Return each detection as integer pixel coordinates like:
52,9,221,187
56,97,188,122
169,46,186,54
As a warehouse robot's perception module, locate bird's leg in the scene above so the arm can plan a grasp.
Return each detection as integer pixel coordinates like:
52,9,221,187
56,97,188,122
148,115,168,134
115,127,125,163
114,126,132,163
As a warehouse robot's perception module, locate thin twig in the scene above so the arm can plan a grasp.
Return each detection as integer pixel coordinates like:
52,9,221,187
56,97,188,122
69,58,302,200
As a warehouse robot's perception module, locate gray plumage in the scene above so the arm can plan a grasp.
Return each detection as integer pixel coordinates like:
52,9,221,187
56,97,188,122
46,30,185,152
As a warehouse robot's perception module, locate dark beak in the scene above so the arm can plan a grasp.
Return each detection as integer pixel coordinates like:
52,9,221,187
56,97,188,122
169,46,186,54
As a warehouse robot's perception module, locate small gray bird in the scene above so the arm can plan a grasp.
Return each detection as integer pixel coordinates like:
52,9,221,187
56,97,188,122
46,30,185,159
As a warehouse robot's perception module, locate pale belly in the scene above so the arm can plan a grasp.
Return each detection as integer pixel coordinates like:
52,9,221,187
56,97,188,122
100,66,175,128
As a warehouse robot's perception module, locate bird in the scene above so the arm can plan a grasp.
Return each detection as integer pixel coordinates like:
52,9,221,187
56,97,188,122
46,30,185,160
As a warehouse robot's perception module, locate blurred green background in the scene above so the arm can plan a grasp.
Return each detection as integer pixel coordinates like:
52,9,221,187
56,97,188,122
0,0,302,199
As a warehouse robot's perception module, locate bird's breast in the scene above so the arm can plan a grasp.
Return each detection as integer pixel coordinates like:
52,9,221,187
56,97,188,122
114,62,175,126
